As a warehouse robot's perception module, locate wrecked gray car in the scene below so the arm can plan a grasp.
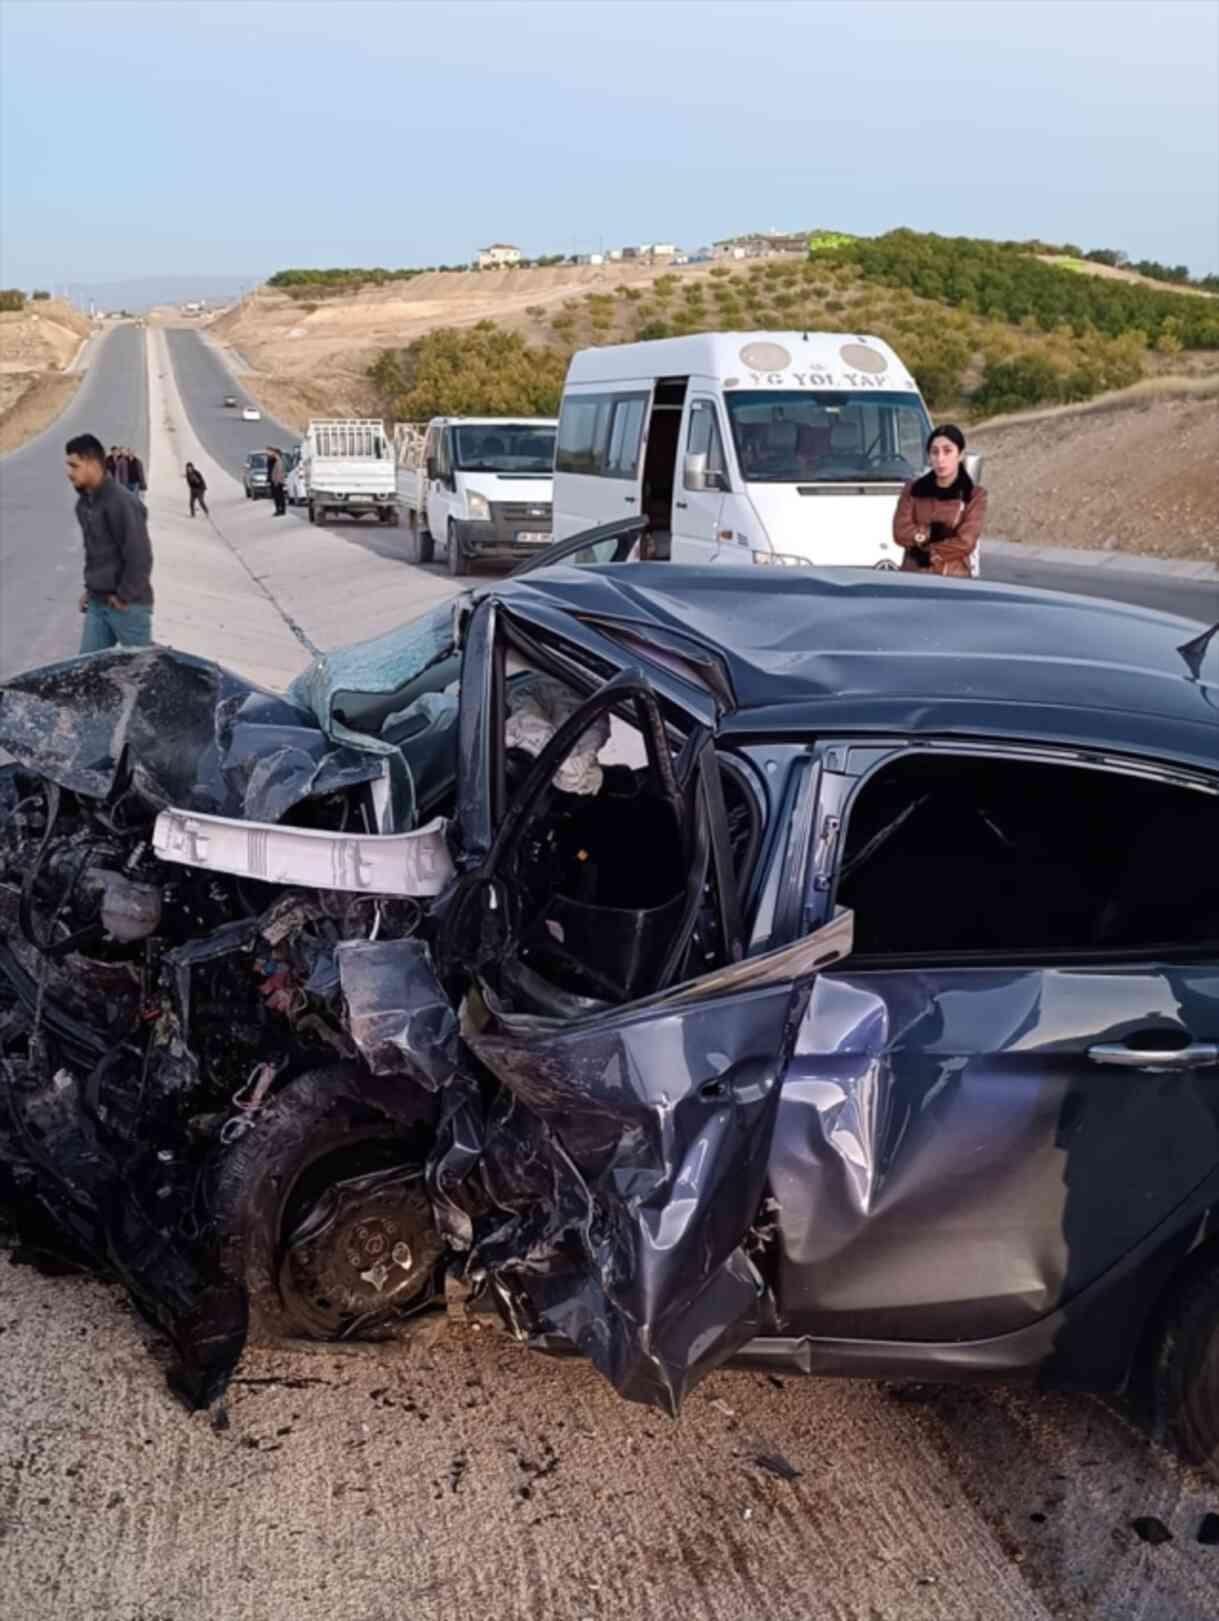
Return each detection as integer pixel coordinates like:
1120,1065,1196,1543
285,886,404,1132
3,530,1219,1474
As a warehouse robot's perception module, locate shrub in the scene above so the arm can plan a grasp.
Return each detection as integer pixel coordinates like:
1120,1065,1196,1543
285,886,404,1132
31,289,50,301
368,321,568,419
0,289,26,312
636,320,672,342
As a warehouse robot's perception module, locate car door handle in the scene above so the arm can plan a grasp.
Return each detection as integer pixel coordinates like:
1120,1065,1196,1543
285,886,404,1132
1088,1041,1219,1072
674,500,688,509
624,496,636,504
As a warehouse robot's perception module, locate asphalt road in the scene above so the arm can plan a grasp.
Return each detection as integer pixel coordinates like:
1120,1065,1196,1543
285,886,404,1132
0,323,149,678
985,550,1219,624
163,325,299,483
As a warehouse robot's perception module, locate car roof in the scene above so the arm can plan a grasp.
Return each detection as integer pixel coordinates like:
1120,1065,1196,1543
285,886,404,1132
494,564,1219,774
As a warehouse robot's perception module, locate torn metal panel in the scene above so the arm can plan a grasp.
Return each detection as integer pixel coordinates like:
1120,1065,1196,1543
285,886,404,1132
153,810,454,896
464,974,817,1415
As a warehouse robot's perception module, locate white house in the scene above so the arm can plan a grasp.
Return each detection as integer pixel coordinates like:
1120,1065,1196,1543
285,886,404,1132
477,243,523,269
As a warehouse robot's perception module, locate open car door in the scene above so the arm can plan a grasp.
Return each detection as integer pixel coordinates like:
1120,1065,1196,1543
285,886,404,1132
423,594,853,1413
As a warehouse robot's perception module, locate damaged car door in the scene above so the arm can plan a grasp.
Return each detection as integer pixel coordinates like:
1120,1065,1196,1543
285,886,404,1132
426,594,853,1412
765,738,1219,1383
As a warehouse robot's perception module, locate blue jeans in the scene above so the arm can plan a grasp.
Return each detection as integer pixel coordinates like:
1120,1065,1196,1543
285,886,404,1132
80,598,153,653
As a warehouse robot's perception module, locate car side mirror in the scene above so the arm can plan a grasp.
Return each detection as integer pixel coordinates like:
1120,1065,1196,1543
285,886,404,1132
684,452,707,492
964,450,984,484
426,457,437,480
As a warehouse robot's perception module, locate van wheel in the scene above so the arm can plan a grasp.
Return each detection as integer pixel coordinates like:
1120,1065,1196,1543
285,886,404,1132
307,501,316,524
213,1065,443,1342
1152,1255,1219,1482
447,520,463,577
406,515,433,565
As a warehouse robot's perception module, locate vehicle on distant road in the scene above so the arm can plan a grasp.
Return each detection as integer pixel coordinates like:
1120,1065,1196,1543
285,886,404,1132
297,418,399,527
1,546,1217,1475
223,395,237,409
243,451,270,499
241,406,262,422
401,415,557,576
552,331,981,573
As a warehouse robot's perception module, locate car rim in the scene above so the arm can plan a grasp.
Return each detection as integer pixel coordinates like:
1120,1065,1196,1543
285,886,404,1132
277,1163,443,1338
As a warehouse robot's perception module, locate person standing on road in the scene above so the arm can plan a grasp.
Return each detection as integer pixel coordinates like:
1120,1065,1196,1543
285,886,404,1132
893,424,987,578
185,461,208,518
112,445,130,489
126,447,147,505
65,433,154,653
267,445,287,516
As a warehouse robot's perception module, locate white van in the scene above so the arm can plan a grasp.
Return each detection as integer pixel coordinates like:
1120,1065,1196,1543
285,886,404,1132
553,332,975,571
401,416,557,575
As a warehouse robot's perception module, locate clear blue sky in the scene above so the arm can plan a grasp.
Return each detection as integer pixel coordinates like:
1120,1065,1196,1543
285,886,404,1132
2,0,1216,285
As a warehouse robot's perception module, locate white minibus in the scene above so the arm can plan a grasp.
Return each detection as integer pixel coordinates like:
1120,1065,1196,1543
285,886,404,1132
552,332,980,571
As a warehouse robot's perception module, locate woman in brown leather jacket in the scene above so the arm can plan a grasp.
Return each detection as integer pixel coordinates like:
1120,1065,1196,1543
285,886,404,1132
893,424,987,578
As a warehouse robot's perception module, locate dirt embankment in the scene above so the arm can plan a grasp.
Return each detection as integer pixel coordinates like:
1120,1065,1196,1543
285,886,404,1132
0,300,94,454
207,263,726,432
972,385,1219,561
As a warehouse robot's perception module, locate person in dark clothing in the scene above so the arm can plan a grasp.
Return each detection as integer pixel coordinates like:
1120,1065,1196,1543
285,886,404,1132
267,445,287,515
126,449,147,505
106,446,117,477
892,423,987,578
113,446,130,488
65,433,154,653
185,461,208,517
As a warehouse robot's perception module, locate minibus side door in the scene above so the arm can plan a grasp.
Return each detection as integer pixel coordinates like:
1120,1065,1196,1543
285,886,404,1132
673,395,730,564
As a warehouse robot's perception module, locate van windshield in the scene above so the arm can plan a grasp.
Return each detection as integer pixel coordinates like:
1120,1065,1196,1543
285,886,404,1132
453,424,556,474
725,390,931,484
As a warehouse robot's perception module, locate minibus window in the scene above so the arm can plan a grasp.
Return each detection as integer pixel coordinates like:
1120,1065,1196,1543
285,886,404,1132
726,390,931,484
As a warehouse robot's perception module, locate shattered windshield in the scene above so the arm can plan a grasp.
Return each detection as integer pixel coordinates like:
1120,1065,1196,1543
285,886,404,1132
453,424,556,474
726,389,931,483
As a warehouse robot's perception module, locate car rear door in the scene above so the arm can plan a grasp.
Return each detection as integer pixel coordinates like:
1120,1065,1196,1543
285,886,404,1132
767,740,1219,1364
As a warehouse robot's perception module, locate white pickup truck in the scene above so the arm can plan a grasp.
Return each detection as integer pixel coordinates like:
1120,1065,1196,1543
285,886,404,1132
297,419,399,527
400,416,557,574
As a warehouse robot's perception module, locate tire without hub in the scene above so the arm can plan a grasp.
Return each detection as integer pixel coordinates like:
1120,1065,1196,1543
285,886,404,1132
213,1064,442,1342
1153,1257,1219,1482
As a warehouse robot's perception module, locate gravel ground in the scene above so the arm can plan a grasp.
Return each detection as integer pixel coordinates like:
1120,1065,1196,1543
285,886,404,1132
2,1263,1218,1621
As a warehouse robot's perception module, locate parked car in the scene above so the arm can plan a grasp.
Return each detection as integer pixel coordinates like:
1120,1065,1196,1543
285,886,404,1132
223,395,238,409
1,532,1217,1476
242,406,262,422
243,451,270,498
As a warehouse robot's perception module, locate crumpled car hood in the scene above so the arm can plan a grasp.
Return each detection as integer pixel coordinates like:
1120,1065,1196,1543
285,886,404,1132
0,647,386,824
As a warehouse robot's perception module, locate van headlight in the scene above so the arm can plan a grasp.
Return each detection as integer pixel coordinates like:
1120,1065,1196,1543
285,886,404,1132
466,492,491,522
752,550,811,567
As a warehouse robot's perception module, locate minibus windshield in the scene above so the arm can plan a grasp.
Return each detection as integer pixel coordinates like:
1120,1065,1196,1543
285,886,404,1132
454,425,556,474
726,390,931,484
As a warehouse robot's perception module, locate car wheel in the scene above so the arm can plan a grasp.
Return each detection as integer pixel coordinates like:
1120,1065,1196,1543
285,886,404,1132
213,1064,443,1342
407,515,434,565
1153,1258,1219,1481
447,520,463,577
307,501,316,524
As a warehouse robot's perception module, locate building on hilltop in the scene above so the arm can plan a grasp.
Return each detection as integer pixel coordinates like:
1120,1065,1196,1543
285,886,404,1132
476,243,523,269
713,231,809,260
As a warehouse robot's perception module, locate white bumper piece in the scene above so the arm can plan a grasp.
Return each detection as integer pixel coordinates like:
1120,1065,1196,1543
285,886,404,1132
153,810,455,897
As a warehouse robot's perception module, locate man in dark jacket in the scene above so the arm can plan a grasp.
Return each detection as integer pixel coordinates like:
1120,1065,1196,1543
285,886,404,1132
65,433,154,652
126,448,147,505
267,445,287,516
185,461,208,517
